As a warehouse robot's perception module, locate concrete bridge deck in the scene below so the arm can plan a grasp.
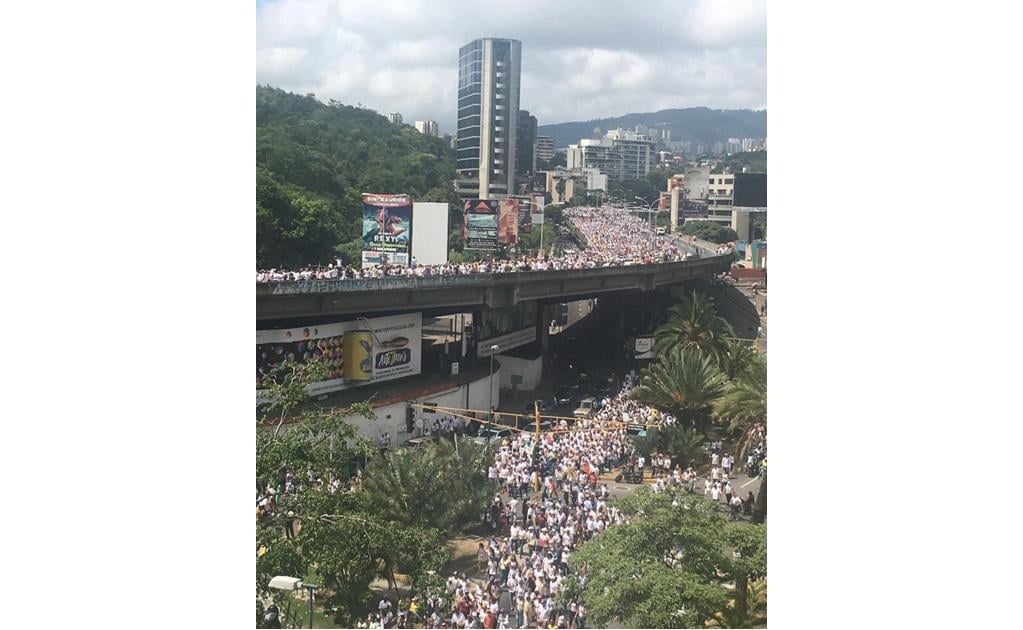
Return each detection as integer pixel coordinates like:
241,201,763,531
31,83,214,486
257,254,732,321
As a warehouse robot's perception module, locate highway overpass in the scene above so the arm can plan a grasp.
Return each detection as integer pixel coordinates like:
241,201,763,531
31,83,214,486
257,254,732,322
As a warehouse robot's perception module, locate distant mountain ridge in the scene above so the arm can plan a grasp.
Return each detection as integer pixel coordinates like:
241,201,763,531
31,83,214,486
536,107,766,148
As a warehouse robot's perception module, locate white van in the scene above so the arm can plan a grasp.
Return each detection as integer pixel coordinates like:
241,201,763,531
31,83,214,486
656,227,667,236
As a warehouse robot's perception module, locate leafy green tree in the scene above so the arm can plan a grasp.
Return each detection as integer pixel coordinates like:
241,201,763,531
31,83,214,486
679,221,739,244
334,238,363,268
256,86,458,267
256,358,454,626
647,166,673,192
654,291,736,365
717,150,767,174
561,490,765,628
537,153,566,170
631,347,729,430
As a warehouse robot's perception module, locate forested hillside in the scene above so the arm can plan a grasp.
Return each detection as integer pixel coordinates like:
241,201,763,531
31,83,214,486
537,107,766,148
256,86,459,268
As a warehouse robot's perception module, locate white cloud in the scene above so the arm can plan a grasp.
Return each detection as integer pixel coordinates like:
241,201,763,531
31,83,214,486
257,0,766,132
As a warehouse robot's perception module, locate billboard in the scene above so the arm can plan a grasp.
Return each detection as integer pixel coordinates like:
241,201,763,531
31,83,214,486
498,198,520,244
362,193,412,266
516,197,532,234
256,313,422,402
464,199,499,250
411,202,449,265
635,336,657,360
732,173,767,208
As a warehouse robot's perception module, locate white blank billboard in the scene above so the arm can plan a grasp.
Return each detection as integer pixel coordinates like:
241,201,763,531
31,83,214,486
412,202,449,266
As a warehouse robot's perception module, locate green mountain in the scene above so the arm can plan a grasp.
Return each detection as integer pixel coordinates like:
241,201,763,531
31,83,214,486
256,85,458,268
536,107,766,148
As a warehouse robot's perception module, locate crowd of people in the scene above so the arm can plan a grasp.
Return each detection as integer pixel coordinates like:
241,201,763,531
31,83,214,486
261,373,764,628
256,206,727,284
354,380,660,629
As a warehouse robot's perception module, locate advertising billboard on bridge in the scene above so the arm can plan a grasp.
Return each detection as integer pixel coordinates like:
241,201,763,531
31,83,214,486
464,199,498,250
513,197,532,234
256,312,422,403
362,193,412,266
498,198,521,244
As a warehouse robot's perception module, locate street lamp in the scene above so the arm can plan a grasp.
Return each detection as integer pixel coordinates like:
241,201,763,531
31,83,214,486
521,199,559,257
269,576,319,628
489,344,500,426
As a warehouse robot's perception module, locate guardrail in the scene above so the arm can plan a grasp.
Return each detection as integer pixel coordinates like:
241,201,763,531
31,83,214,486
257,254,732,296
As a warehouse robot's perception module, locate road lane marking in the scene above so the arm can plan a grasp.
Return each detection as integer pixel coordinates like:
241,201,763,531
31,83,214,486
741,477,761,488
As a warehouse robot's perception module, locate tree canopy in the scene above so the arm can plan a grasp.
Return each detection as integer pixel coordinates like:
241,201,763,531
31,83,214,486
256,86,458,268
679,221,739,244
256,359,473,626
560,490,766,628
359,437,496,535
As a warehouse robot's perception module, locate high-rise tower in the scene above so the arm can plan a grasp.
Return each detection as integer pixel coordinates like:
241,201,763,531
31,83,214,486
455,38,521,200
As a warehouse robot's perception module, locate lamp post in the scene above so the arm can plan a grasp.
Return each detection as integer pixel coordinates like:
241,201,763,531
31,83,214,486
539,201,557,256
488,344,500,425
269,576,319,628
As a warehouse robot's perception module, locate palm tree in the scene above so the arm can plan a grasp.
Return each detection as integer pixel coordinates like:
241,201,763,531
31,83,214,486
359,438,494,534
633,425,706,468
718,339,759,382
654,290,735,365
714,355,766,462
631,346,729,429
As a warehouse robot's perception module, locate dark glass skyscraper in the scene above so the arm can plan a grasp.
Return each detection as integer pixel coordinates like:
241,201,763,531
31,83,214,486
455,38,521,200
516,109,537,177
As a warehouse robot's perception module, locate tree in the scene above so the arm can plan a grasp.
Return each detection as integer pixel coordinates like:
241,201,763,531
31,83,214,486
537,152,566,170
717,340,760,382
256,86,458,267
654,291,736,365
358,437,496,535
631,346,729,430
679,221,739,244
255,357,452,626
714,354,766,463
632,425,706,468
560,490,765,628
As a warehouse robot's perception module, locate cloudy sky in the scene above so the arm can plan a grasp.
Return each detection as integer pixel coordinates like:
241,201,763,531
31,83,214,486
257,0,766,134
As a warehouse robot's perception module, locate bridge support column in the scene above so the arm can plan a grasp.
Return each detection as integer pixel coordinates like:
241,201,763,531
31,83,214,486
535,302,550,355
469,309,484,368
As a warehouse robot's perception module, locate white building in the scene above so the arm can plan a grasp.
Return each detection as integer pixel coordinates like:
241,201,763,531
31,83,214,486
386,112,403,125
565,128,655,182
414,120,440,137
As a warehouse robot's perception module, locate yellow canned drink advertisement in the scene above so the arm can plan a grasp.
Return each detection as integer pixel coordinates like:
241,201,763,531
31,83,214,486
342,330,374,381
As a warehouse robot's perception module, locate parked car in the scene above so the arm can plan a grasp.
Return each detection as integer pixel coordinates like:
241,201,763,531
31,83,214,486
573,397,596,419
471,427,512,446
523,420,553,434
553,389,573,406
